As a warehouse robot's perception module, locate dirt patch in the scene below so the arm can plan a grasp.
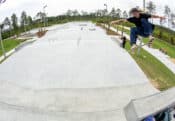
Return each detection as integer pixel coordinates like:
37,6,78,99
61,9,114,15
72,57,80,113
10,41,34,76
96,23,119,36
170,58,175,64
150,79,160,90
106,29,119,36
36,29,48,38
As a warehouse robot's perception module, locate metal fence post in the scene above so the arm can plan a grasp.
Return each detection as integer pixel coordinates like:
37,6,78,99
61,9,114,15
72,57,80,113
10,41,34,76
137,36,143,56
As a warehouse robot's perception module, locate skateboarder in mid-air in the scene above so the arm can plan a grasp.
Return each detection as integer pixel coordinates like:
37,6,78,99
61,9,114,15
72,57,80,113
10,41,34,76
111,8,166,53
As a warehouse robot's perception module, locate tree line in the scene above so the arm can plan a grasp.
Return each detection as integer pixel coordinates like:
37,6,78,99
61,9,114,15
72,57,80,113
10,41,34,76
0,8,128,39
0,1,174,40
146,1,175,27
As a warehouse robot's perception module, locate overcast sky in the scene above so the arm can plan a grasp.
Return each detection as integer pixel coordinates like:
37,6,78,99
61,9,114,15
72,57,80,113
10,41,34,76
0,0,175,22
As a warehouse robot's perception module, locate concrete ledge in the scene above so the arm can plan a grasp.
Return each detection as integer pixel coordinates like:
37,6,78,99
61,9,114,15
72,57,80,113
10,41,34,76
124,87,175,121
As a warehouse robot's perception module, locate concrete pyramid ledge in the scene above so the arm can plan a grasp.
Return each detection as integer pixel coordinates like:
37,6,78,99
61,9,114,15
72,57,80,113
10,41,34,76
125,87,175,121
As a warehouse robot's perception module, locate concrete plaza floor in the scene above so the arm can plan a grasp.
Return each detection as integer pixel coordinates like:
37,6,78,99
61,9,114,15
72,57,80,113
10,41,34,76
0,22,157,121
0,22,150,89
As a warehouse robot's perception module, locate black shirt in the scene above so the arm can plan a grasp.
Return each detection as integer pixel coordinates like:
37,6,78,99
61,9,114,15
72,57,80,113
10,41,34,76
127,13,152,27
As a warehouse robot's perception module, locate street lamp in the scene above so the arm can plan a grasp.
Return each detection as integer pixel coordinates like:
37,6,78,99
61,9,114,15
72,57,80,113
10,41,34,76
0,1,6,58
43,5,47,28
143,0,146,12
104,3,110,31
0,27,6,58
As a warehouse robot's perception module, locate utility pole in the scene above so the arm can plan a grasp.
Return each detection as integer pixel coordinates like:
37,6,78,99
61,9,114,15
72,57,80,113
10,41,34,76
104,3,110,31
0,0,6,58
43,5,47,29
0,27,6,58
143,0,146,12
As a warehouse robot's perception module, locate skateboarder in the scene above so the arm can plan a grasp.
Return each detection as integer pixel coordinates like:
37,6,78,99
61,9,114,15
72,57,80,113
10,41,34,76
111,8,166,53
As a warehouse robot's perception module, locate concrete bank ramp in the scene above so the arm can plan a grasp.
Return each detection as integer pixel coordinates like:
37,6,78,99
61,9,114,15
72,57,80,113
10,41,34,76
125,87,175,121
0,81,157,121
0,22,158,121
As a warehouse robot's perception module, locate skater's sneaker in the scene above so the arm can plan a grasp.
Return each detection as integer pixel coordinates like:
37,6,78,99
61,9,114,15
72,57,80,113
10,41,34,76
148,36,154,48
131,44,137,54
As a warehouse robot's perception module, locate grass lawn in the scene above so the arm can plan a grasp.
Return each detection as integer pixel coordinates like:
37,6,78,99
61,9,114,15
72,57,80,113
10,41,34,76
111,24,175,90
125,42,175,91
143,38,175,58
0,39,25,56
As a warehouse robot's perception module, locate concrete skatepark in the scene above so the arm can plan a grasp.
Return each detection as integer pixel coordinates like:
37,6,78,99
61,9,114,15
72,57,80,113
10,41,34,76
0,22,174,121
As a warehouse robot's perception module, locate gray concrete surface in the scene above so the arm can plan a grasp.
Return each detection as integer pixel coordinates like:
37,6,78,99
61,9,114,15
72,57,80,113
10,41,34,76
0,22,157,121
125,87,175,121
0,22,150,89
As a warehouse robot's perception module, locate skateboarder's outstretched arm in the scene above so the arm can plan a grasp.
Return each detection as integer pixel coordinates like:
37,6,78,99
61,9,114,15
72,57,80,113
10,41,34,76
110,19,127,25
110,15,165,25
151,15,166,20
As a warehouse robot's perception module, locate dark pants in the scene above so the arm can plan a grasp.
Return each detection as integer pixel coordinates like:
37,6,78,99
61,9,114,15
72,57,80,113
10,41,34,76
130,18,154,45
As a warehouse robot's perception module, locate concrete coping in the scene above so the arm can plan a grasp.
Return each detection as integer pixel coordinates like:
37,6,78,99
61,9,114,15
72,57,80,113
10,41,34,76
124,87,175,121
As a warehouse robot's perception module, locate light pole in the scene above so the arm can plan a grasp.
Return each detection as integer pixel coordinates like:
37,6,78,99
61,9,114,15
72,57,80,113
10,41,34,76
43,5,47,28
0,0,6,58
104,3,110,31
143,0,146,12
0,27,6,58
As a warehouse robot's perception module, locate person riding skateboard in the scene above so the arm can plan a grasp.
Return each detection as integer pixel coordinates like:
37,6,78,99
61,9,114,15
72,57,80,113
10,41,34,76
111,8,166,53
